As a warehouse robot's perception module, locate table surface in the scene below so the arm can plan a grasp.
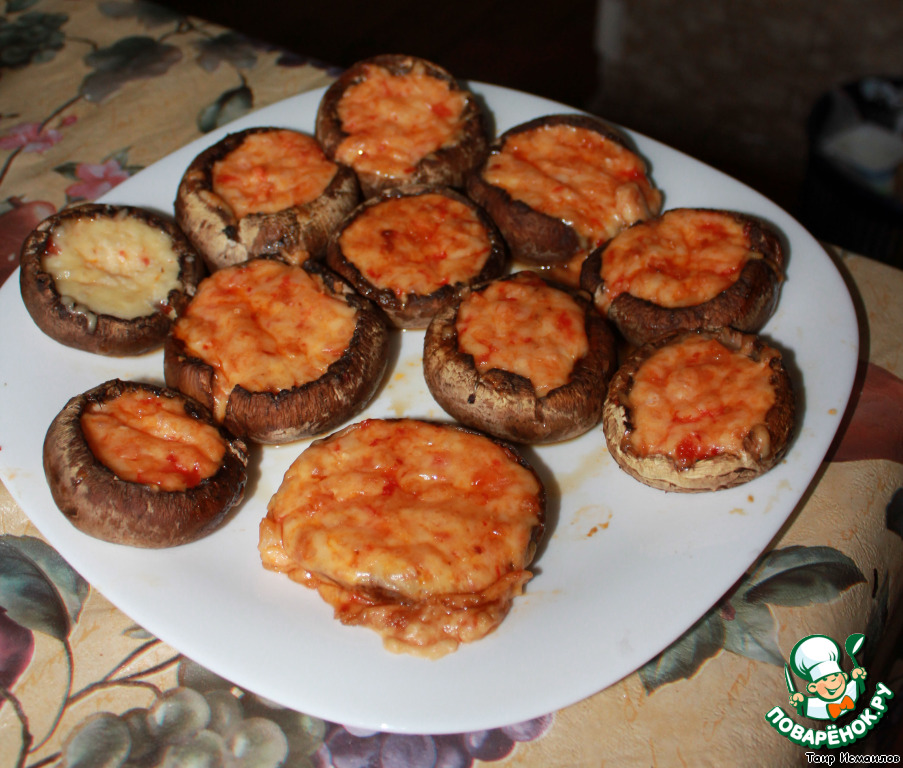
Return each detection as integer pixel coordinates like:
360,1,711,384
1,2,902,765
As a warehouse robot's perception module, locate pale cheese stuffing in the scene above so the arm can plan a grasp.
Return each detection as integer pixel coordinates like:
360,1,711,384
43,215,181,319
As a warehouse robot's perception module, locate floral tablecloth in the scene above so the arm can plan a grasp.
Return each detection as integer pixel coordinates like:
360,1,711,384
1,2,902,766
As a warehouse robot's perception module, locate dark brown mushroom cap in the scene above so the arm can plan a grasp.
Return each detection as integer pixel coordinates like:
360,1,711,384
423,272,618,444
174,126,360,272
19,204,204,356
163,259,390,444
602,327,796,492
43,379,248,548
467,113,658,266
326,184,508,329
315,54,490,198
580,209,785,347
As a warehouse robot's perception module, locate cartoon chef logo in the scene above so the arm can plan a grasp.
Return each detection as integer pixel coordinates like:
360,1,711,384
786,633,867,720
766,632,895,749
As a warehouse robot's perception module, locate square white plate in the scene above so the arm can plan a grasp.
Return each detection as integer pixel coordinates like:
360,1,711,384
0,82,858,734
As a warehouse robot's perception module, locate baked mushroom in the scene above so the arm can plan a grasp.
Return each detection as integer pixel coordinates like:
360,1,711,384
19,204,204,356
423,271,617,443
315,54,489,198
602,328,795,492
259,417,545,657
580,208,785,347
326,184,507,329
467,113,662,274
174,127,359,271
43,379,248,548
164,257,389,444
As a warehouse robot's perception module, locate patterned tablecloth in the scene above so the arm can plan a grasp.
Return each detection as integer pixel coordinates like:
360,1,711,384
1,2,902,766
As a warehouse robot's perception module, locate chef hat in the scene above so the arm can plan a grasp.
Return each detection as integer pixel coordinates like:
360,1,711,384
790,635,842,682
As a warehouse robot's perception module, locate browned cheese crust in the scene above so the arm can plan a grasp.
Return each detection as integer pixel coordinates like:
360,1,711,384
315,54,489,198
326,184,508,329
580,209,785,347
602,328,795,492
163,260,390,444
43,379,248,547
259,417,546,656
467,113,660,266
423,271,618,444
174,127,360,271
19,204,204,356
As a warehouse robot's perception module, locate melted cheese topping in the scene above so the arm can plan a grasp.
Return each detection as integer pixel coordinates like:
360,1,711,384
260,418,543,657
484,123,662,248
334,62,468,179
81,390,226,492
599,210,753,311
173,259,357,422
211,130,337,219
626,336,775,467
337,193,491,298
456,273,589,396
42,215,182,320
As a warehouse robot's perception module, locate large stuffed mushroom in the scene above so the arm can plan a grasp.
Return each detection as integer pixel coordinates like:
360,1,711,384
259,417,546,657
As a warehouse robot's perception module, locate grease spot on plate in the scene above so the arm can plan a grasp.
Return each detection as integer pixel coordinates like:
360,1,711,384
568,504,613,539
556,442,609,495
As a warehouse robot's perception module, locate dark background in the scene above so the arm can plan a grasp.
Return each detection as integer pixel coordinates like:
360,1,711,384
159,1,601,111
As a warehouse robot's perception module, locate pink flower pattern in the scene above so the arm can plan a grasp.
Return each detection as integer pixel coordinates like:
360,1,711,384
0,122,64,153
65,158,130,200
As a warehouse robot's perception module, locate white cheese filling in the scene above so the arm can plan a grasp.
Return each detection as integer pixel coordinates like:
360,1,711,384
43,214,181,320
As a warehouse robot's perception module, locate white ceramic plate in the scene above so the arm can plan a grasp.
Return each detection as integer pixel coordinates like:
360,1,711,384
0,83,859,735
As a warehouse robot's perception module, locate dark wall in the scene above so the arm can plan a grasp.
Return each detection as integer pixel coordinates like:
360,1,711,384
157,0,601,110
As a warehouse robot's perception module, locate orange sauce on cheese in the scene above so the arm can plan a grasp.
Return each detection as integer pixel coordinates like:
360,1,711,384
456,273,589,396
260,418,543,657
81,390,226,491
211,130,337,219
484,123,662,249
334,62,468,179
173,259,357,422
599,209,752,311
626,335,775,467
337,193,491,297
